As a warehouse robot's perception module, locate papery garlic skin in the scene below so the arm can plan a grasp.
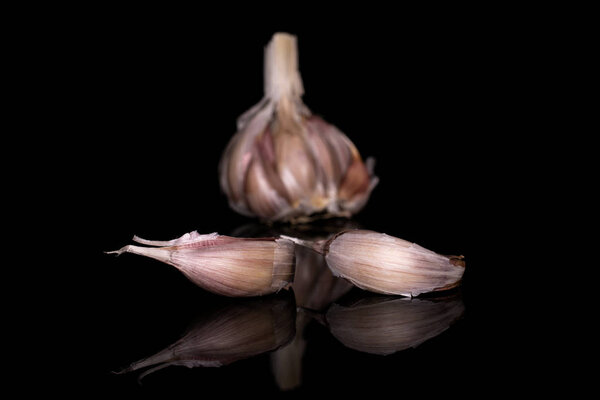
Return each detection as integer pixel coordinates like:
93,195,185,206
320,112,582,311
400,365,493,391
284,229,465,297
219,33,378,222
322,230,465,297
107,231,295,297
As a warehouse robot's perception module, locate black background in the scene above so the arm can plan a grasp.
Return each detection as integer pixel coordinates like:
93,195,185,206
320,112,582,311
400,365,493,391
28,8,547,396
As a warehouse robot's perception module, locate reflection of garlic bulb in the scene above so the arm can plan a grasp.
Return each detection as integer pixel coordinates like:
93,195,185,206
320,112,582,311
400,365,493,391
219,33,378,222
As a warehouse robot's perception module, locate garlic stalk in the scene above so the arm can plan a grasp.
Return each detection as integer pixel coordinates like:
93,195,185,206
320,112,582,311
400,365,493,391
219,33,378,222
284,229,465,297
107,231,295,297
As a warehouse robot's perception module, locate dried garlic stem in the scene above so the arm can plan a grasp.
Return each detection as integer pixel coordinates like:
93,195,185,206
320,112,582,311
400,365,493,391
264,33,304,104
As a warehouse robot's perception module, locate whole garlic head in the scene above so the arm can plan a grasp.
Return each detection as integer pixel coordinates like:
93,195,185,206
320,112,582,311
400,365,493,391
219,33,378,222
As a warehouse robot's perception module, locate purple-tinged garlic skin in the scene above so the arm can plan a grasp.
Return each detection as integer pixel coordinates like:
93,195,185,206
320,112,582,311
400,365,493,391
284,229,465,297
107,231,295,297
321,230,465,297
219,33,377,222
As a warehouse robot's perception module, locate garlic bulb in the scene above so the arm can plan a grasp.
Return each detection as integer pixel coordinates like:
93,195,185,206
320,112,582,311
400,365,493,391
285,229,465,297
107,231,295,297
325,294,464,355
219,33,378,222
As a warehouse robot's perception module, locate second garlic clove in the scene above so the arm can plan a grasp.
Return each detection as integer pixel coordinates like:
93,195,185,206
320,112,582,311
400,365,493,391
323,230,465,297
284,229,465,297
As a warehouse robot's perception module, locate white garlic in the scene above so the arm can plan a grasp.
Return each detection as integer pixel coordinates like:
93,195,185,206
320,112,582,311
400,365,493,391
219,33,378,222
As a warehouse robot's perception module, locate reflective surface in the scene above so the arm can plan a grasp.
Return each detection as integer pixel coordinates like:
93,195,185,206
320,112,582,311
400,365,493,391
116,293,296,382
100,223,469,393
324,294,464,356
114,289,465,390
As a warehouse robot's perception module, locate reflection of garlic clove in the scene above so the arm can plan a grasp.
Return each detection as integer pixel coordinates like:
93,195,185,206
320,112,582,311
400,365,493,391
292,245,354,311
285,229,465,297
107,231,295,297
116,293,296,380
325,294,464,355
219,33,378,222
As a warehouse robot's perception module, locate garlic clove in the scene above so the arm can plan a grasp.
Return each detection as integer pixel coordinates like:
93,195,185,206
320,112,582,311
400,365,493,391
337,157,378,215
324,230,465,296
273,128,318,208
325,294,465,355
219,99,275,217
337,156,372,203
245,157,291,220
116,293,296,380
286,229,465,297
107,231,295,297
